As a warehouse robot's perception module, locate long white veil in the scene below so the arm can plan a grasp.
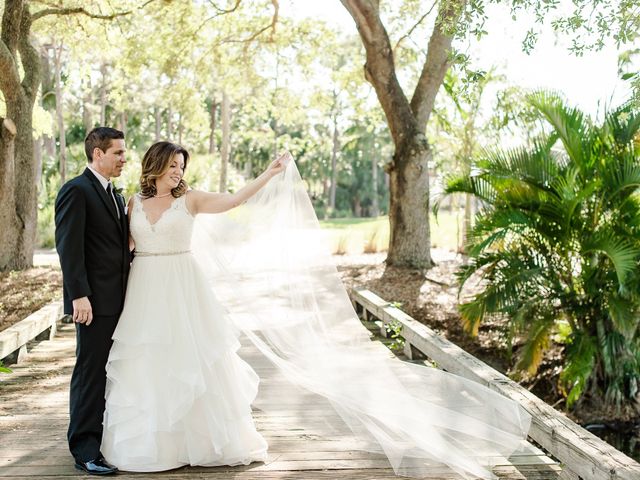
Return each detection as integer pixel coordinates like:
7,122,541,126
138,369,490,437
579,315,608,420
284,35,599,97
191,157,532,479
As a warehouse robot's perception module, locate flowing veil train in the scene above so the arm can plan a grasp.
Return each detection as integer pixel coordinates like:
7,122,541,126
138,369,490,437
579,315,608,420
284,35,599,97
190,155,532,479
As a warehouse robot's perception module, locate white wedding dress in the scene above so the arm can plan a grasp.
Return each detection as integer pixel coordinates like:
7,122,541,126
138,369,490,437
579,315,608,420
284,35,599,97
101,160,532,479
101,193,268,472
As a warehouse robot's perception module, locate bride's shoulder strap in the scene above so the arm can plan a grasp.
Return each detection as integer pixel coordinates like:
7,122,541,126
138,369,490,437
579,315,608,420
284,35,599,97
128,193,143,211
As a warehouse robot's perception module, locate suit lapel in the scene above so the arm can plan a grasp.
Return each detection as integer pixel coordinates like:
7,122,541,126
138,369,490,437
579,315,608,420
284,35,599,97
83,168,122,231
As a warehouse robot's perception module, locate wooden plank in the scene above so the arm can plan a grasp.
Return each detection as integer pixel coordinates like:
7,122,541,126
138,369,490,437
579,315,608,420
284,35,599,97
0,462,562,477
351,288,640,480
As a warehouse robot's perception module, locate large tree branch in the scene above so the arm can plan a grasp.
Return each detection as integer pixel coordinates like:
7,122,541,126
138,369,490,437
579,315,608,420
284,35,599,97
2,0,23,56
206,0,242,14
410,0,467,127
0,0,23,102
18,5,40,100
393,2,437,52
191,0,243,38
243,0,279,44
31,6,133,21
341,0,416,147
340,0,376,43
0,42,21,102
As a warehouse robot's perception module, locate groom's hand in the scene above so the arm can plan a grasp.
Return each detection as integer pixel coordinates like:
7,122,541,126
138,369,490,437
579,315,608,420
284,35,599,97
72,297,93,325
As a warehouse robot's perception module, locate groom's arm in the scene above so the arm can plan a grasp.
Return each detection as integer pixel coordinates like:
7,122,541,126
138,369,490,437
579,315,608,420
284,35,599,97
55,183,92,306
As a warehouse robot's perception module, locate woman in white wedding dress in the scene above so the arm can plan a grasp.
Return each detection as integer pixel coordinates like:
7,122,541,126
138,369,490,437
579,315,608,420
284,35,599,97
103,140,533,479
101,141,287,471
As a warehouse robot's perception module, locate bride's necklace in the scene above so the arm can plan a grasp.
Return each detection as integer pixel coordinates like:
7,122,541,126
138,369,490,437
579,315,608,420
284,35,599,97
154,192,172,198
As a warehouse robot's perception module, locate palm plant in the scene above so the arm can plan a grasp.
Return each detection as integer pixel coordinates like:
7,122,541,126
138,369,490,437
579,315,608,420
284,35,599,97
441,92,640,409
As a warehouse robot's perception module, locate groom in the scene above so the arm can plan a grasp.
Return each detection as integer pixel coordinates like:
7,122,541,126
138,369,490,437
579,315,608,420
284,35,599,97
55,127,130,475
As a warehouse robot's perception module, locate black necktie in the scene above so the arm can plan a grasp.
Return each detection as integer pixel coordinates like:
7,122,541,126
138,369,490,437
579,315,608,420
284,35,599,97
106,183,120,219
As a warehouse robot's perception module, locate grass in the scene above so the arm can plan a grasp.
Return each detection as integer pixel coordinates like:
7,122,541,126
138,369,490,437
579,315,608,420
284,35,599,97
318,210,463,254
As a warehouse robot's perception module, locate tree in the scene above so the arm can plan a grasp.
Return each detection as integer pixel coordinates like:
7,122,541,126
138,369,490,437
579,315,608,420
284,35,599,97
443,92,640,409
340,0,465,268
0,0,132,271
340,0,640,269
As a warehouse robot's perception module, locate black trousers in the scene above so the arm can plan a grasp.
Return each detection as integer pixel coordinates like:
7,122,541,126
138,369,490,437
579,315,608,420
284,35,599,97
67,314,118,462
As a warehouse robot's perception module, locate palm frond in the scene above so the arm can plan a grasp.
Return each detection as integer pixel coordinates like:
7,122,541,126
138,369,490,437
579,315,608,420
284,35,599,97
603,101,640,147
604,153,640,200
443,173,498,205
459,300,485,337
607,294,638,340
582,234,640,287
516,316,554,375
527,91,594,171
560,332,596,409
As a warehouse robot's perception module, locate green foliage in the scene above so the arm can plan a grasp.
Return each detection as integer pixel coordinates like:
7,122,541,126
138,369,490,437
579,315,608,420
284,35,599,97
463,1,640,55
444,91,640,408
385,319,406,352
0,361,11,374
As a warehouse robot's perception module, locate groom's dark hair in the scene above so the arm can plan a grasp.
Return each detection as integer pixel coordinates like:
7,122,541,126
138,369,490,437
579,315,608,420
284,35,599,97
84,127,125,162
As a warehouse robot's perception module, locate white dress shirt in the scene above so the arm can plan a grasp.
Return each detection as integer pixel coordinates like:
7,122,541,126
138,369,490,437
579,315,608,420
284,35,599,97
88,165,120,219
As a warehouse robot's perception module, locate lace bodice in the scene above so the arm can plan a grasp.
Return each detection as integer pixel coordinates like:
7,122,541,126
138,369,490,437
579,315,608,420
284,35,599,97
130,194,194,254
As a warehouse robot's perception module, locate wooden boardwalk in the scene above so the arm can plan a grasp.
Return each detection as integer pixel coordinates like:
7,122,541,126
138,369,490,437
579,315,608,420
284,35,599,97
0,316,564,480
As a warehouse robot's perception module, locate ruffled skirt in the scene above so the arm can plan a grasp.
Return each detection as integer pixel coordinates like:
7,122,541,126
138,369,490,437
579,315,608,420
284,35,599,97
101,253,268,472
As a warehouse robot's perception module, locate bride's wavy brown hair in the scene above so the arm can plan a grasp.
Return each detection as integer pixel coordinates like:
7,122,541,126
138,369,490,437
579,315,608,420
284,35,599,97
140,141,190,198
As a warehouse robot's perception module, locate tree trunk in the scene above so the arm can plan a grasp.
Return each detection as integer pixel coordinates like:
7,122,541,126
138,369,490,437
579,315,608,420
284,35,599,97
39,44,55,158
54,41,66,184
0,1,41,270
44,116,55,157
154,106,161,141
219,91,230,192
100,63,107,125
82,91,92,133
0,118,20,269
118,111,127,137
80,69,92,132
178,113,183,145
272,116,279,160
209,100,217,154
386,142,433,267
167,107,173,139
463,193,472,250
371,153,379,217
329,114,339,211
353,195,362,217
34,135,42,186
0,96,39,270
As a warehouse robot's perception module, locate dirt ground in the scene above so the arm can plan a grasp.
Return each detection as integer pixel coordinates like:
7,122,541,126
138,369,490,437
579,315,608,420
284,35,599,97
0,267,63,333
333,251,553,391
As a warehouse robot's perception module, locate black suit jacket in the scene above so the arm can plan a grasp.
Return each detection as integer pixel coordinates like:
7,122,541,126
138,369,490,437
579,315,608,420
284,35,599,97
55,168,130,316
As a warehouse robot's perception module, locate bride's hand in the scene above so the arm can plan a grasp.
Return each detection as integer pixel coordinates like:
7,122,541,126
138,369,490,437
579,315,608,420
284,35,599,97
266,151,292,177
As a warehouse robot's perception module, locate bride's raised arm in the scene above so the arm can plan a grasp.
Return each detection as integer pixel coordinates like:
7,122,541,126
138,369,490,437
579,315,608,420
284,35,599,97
188,152,291,215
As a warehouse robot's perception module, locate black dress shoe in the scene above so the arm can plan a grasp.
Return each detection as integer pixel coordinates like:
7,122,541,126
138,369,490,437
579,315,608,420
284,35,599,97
74,457,118,475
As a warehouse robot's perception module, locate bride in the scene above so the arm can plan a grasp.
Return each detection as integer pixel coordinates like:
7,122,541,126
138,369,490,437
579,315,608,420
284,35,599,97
101,141,285,470
102,141,532,479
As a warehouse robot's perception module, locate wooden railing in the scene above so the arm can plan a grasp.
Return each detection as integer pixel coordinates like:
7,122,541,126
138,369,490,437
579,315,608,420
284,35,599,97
350,288,640,480
0,301,64,365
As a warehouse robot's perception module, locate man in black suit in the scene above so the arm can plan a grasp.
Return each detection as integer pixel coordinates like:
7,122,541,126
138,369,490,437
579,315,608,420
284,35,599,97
55,127,130,475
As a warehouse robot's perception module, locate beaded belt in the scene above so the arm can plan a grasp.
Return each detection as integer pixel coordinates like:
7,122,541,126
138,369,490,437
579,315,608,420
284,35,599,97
135,250,191,257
